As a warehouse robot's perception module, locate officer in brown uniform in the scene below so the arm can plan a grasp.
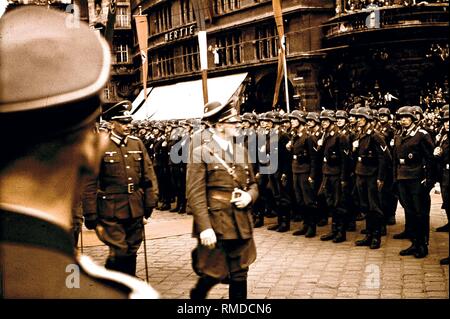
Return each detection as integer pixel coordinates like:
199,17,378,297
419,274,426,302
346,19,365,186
0,6,158,298
83,101,159,276
188,100,258,300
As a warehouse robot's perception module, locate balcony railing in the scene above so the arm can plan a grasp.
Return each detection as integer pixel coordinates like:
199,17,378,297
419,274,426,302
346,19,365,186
326,3,448,38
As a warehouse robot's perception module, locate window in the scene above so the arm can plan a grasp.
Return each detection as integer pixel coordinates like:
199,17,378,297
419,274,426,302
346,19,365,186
180,0,195,24
255,25,278,60
216,32,242,66
182,42,199,73
104,82,116,100
155,49,175,78
114,43,129,64
213,0,241,15
115,6,130,28
155,3,172,33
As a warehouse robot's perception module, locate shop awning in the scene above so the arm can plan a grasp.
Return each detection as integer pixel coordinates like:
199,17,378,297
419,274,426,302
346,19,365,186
131,72,248,120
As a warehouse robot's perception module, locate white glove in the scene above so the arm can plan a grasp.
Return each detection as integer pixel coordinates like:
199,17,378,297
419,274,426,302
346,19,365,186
433,147,442,157
200,228,217,248
230,188,252,209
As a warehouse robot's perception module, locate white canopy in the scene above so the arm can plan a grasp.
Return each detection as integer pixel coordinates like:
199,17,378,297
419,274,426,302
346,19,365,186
131,72,248,120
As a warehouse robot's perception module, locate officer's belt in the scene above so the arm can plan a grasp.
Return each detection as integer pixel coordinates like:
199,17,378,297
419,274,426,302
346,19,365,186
102,183,140,194
209,190,232,202
398,158,420,165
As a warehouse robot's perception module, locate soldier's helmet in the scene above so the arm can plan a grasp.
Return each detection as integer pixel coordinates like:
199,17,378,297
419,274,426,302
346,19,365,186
289,110,306,123
306,112,320,123
442,104,449,114
0,6,111,134
241,112,255,124
412,106,424,119
319,109,336,122
265,111,280,123
202,98,239,124
336,110,348,119
349,108,359,117
372,109,379,120
378,108,391,116
442,110,449,121
396,106,416,119
355,107,373,120
281,113,291,123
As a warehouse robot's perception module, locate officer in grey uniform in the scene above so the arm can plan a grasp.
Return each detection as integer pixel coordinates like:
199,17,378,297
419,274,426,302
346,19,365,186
188,100,258,300
0,6,158,298
83,101,159,276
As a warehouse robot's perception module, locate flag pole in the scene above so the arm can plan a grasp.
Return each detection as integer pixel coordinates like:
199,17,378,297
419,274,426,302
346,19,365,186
282,36,290,113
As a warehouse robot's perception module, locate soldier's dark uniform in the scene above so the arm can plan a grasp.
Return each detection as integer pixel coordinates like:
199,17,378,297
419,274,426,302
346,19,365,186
188,100,258,300
378,108,398,226
353,108,391,249
0,6,158,298
318,110,352,243
394,106,436,258
169,124,190,213
291,114,320,237
153,124,171,210
83,110,159,275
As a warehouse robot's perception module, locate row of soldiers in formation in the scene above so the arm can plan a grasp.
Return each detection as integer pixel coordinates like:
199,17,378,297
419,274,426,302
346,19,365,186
123,103,448,261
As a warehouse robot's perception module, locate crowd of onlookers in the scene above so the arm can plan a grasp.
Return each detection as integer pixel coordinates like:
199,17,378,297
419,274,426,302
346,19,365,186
337,0,449,14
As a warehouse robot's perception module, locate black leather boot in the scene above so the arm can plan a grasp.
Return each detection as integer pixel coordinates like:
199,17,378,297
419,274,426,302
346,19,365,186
440,257,449,265
347,221,356,232
305,224,317,238
399,241,417,256
190,276,220,300
380,225,387,236
229,280,247,300
254,216,264,228
320,223,337,241
126,255,137,276
414,244,428,259
355,234,373,246
293,223,308,236
277,222,290,232
370,231,381,250
333,225,346,243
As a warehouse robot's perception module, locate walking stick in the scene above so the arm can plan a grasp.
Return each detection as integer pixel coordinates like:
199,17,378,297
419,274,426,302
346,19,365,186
142,223,150,282
80,225,84,254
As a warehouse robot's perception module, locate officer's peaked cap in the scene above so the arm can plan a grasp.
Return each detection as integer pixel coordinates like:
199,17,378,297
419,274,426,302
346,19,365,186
0,6,110,129
103,100,133,123
203,98,238,123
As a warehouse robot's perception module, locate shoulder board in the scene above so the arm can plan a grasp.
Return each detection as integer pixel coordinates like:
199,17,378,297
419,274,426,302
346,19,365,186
419,129,429,135
78,255,159,299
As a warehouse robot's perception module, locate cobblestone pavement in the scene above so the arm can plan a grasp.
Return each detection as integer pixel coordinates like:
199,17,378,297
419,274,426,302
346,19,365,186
82,192,449,299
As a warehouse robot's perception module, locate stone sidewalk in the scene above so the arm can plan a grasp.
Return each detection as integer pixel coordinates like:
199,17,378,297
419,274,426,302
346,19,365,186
82,192,449,299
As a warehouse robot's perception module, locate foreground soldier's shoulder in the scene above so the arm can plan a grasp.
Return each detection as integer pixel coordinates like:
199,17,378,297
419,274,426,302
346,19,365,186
78,255,159,299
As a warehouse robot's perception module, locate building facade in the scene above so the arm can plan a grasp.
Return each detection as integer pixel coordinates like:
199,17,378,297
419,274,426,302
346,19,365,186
322,0,449,110
130,0,335,113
